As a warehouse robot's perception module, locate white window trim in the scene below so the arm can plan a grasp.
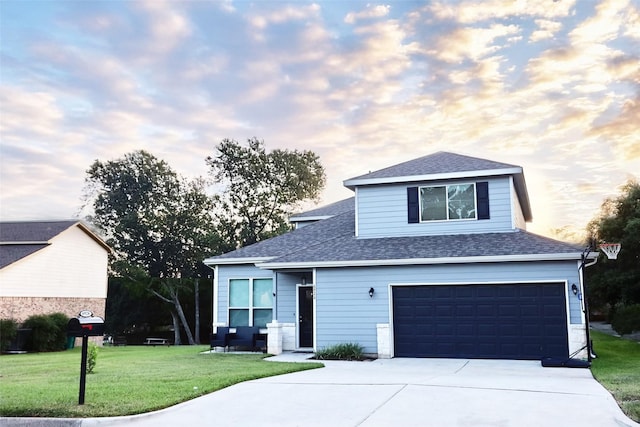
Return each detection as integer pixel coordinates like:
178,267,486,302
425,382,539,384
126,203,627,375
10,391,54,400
419,182,477,222
228,277,273,327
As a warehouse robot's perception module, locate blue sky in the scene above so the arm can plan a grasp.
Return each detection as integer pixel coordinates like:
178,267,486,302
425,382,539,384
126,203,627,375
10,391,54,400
1,0,638,240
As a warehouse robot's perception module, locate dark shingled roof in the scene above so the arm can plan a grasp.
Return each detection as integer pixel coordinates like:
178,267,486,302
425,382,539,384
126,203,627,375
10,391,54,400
204,211,354,262
0,220,109,269
204,152,565,268
343,150,532,221
345,151,519,182
263,230,583,266
0,244,49,269
1,220,78,242
204,206,582,267
1,221,79,269
290,197,355,221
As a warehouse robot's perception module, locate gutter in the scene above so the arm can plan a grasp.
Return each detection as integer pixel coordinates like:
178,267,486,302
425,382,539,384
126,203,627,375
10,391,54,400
259,252,592,270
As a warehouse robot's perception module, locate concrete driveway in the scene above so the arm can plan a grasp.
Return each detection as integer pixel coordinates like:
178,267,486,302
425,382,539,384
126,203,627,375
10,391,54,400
5,354,639,427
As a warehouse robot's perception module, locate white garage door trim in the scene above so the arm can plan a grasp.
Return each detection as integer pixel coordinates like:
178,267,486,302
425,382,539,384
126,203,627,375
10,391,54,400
388,280,571,359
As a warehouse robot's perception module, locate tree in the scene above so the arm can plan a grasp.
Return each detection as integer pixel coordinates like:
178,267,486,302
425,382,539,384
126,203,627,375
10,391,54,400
83,150,216,344
206,138,326,249
585,180,640,319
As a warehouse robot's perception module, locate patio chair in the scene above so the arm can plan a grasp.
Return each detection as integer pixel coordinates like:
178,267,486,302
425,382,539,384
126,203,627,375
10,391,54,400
210,327,230,352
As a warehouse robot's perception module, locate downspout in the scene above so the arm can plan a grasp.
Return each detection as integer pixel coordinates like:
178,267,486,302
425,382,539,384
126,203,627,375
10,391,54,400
204,264,218,330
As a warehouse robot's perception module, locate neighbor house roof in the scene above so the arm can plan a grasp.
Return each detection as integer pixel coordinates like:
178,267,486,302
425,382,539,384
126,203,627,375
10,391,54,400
343,151,532,221
0,220,110,269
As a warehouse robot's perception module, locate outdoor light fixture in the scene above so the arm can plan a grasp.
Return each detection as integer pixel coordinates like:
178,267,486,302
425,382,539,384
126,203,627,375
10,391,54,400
571,284,579,295
301,277,306,285
369,287,375,298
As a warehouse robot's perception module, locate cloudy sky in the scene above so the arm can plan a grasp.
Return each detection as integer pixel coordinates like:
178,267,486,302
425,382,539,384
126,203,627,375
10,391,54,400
1,0,638,240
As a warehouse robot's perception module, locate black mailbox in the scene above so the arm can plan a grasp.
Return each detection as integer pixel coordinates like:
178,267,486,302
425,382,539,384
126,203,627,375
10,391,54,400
68,315,104,337
67,310,105,405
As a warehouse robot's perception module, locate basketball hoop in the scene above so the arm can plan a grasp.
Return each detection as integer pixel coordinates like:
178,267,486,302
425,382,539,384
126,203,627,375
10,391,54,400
600,243,621,260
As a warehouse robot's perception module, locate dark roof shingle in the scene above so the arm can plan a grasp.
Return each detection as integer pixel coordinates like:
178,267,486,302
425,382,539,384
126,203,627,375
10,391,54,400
0,220,109,269
290,197,355,220
0,221,78,242
263,230,582,267
205,206,582,268
345,151,519,183
204,211,354,263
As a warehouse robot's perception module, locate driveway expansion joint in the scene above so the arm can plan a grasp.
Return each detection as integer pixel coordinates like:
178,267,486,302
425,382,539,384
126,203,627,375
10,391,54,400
355,384,408,427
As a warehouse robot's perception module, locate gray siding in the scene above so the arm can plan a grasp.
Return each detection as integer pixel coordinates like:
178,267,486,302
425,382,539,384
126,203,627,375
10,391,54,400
356,177,514,238
215,264,273,325
315,261,582,355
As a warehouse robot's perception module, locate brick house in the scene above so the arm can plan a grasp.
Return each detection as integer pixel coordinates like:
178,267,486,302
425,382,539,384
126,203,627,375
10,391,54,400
0,220,110,323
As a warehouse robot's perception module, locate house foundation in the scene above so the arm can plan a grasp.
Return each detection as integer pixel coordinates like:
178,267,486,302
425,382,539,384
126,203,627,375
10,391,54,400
0,296,106,323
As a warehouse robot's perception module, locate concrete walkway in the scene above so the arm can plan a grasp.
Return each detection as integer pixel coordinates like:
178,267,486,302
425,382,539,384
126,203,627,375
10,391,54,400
6,354,638,427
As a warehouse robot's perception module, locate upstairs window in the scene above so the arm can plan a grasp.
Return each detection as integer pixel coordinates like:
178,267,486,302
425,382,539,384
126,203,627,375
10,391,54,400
420,183,476,221
407,182,489,224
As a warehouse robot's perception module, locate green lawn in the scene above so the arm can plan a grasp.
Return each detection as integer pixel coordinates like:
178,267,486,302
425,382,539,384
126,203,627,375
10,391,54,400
3,335,638,421
0,345,322,418
590,330,640,423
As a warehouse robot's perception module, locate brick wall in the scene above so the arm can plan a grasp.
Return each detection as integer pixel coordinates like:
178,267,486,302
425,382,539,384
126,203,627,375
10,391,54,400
0,297,106,323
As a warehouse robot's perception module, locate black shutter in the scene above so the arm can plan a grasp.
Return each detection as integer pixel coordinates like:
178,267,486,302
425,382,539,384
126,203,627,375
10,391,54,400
407,187,419,223
476,182,490,220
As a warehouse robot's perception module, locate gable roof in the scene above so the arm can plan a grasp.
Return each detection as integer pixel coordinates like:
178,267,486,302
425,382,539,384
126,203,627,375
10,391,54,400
203,152,575,269
344,151,520,184
343,151,531,221
0,220,110,269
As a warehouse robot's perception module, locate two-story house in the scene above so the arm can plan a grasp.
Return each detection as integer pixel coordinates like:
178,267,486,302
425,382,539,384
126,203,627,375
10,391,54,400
204,152,591,360
0,220,110,323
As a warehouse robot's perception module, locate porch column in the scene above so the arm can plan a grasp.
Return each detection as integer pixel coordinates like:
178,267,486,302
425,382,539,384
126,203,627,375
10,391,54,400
377,323,391,359
267,321,283,355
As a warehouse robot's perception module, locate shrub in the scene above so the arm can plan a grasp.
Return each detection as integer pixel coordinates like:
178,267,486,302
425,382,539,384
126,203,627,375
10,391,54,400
48,312,71,350
315,342,365,361
87,343,98,374
22,313,70,352
0,319,18,351
611,304,640,336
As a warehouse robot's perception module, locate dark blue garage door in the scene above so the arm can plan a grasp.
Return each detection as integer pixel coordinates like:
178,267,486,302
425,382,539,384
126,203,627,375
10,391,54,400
393,283,569,360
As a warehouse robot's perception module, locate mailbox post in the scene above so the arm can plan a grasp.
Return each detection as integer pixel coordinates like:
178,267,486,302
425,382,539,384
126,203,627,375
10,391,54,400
67,310,104,405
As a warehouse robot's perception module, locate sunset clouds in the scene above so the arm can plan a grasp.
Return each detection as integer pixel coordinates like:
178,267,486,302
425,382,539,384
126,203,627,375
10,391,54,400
1,0,638,239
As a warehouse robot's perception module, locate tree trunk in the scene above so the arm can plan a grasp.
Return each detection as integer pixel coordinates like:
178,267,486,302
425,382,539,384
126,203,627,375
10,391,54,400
194,279,201,344
149,284,194,345
172,289,196,345
170,311,181,345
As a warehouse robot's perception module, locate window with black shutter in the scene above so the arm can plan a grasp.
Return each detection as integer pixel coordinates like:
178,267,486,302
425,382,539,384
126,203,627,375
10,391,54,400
407,187,419,223
476,181,490,220
407,181,490,223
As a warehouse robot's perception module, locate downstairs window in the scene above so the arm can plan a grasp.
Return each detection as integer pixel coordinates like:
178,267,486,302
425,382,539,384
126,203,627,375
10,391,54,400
229,278,273,327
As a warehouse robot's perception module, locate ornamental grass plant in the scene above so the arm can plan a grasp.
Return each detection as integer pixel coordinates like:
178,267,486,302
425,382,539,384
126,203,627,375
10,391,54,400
315,342,366,361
